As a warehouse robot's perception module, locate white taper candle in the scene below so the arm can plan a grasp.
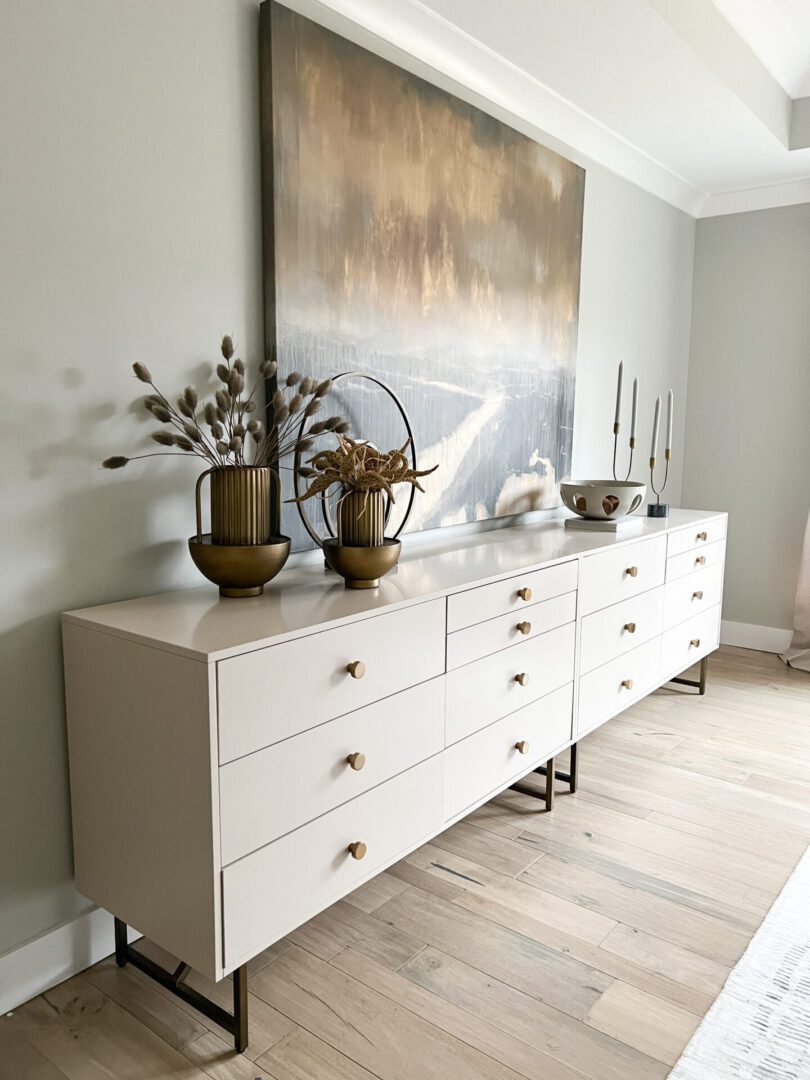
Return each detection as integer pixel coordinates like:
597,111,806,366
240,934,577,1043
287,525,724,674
666,389,674,454
630,378,638,441
650,396,661,462
614,361,623,427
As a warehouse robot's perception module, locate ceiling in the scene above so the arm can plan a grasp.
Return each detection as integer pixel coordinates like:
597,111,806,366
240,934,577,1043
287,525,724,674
290,0,810,217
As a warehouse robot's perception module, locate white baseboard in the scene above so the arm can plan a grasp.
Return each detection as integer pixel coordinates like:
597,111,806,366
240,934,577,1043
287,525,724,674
720,620,793,654
0,907,140,1015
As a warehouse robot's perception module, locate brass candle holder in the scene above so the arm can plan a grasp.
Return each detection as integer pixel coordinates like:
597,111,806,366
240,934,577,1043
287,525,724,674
612,421,636,482
647,449,671,518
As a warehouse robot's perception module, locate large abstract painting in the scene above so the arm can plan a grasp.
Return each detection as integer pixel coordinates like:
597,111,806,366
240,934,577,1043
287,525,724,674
261,3,585,542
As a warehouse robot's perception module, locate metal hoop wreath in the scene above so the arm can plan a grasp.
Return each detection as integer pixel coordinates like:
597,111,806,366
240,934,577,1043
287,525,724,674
292,370,418,549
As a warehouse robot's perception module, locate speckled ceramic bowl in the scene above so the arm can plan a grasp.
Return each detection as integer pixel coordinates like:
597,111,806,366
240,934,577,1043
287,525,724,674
560,480,646,521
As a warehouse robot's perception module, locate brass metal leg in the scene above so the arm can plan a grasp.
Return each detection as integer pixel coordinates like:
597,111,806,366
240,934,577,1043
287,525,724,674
544,756,555,812
568,742,579,793
113,917,249,1052
670,654,710,695
509,743,579,809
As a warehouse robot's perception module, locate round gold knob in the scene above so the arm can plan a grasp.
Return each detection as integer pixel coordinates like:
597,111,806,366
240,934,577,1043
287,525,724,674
517,587,533,602
695,556,706,566
516,621,532,636
697,531,708,541
690,638,701,648
623,622,637,633
346,752,366,771
625,566,639,578
514,672,529,686
348,841,367,860
621,678,634,690
346,660,366,680
515,740,530,755
693,590,704,600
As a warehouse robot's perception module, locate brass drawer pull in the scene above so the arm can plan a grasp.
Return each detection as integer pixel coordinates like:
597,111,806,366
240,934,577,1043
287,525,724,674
625,566,638,578
696,531,708,541
693,590,704,600
514,672,529,687
695,556,706,566
623,622,637,633
517,587,533,602
515,740,530,755
621,678,634,690
347,841,367,860
346,660,366,680
516,621,532,635
346,752,366,771
690,638,701,648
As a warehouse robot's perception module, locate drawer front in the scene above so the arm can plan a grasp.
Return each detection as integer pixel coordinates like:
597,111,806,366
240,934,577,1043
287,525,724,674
217,600,445,764
447,590,576,671
445,683,573,820
445,621,575,746
447,561,578,633
661,605,721,680
579,587,664,675
577,637,661,736
666,539,726,583
222,754,444,968
579,536,667,616
667,517,727,559
219,678,445,866
663,562,724,631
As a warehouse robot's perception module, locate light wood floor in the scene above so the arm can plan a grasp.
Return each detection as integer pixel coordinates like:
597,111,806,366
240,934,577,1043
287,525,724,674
4,646,810,1080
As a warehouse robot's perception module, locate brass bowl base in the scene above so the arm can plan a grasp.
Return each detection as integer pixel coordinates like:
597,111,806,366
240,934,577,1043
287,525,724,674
323,538,401,589
188,534,291,597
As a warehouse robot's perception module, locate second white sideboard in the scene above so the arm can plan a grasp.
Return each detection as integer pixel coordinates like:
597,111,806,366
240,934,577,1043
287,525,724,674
62,508,727,1050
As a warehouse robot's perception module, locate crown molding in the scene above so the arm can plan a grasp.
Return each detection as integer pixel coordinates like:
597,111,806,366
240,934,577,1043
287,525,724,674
700,176,810,217
278,0,706,216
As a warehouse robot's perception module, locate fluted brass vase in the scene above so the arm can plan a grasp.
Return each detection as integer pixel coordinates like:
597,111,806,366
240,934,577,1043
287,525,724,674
337,490,385,547
188,466,290,598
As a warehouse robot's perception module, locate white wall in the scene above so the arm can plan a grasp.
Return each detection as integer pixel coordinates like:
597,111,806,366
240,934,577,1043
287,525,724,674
0,0,695,985
682,203,810,643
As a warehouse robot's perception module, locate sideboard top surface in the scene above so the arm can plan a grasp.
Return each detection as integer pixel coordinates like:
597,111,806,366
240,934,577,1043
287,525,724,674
63,509,726,662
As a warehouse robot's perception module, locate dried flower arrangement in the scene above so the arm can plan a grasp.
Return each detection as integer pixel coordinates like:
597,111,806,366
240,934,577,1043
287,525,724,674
102,335,349,471
293,435,438,506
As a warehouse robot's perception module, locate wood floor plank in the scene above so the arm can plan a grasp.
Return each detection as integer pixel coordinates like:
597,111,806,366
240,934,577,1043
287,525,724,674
184,1031,268,1080
256,1027,381,1080
598,923,729,998
288,900,424,969
404,842,618,943
428,819,542,876
0,1025,69,1080
250,944,526,1080
398,946,669,1080
332,947,588,1080
344,872,410,914
374,885,612,1020
384,859,464,900
584,982,700,1066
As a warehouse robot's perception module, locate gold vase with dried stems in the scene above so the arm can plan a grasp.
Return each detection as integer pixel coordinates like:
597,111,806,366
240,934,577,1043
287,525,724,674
102,335,350,595
292,435,438,588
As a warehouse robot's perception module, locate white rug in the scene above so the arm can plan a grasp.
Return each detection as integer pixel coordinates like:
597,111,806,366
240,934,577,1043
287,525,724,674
670,846,810,1079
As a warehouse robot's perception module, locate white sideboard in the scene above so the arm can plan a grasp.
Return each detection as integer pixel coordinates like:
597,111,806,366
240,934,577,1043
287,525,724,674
62,508,727,1050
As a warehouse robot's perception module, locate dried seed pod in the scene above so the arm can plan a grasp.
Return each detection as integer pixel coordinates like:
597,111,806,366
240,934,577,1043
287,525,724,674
308,421,326,435
203,402,217,426
228,372,244,398
151,405,172,423
250,429,263,444
234,358,245,375
215,390,230,412
244,400,257,413
102,456,129,469
217,363,229,383
221,335,234,360
151,431,176,446
212,421,224,439
175,436,194,452
288,394,303,415
132,362,152,383
177,397,194,419
216,406,228,423
299,376,316,395
273,404,289,425
183,422,201,442
285,371,302,387
259,359,277,377
335,421,351,434
216,440,229,454
233,422,246,437
229,436,243,452
272,389,285,409
247,419,260,433
183,386,198,409
304,397,322,418
315,379,332,397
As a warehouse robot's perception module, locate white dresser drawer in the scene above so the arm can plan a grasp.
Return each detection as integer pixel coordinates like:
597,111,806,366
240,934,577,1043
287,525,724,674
663,562,724,630
447,590,576,671
447,561,577,633
666,539,725,583
217,600,445,764
579,586,664,675
222,754,444,969
577,637,661,736
667,517,726,559
445,683,573,820
661,605,721,680
446,622,575,746
578,535,667,616
219,678,445,866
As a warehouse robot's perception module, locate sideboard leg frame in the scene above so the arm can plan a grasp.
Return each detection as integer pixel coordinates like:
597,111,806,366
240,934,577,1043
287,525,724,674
670,655,709,695
510,745,579,810
112,918,249,1052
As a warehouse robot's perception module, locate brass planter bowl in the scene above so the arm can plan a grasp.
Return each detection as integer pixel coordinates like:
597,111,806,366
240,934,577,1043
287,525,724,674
188,534,291,597
323,538,401,589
